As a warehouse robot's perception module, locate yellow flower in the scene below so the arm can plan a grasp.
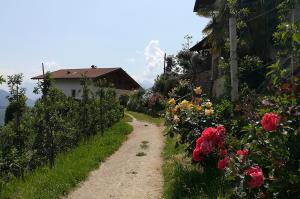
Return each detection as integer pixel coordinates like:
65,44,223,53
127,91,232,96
205,109,214,116
173,115,180,123
196,105,203,111
193,86,202,95
205,102,213,109
172,105,180,113
168,98,176,106
193,97,202,105
188,103,194,109
179,100,190,109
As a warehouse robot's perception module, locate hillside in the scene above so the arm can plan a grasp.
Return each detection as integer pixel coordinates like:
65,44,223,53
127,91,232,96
0,89,36,125
0,89,35,107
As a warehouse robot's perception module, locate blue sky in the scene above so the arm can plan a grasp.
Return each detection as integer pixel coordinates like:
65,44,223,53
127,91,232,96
0,0,209,99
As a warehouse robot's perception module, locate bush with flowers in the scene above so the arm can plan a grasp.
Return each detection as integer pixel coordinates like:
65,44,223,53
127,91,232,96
165,83,300,198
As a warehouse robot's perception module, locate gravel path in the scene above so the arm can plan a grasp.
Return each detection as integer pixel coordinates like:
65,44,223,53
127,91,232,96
66,115,165,199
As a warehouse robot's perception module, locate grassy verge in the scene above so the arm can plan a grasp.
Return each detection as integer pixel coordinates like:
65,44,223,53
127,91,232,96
0,119,133,199
162,133,228,199
123,113,133,122
125,111,163,126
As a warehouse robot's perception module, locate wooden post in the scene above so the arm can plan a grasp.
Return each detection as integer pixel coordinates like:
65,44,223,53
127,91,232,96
164,53,166,74
291,8,295,87
229,17,239,102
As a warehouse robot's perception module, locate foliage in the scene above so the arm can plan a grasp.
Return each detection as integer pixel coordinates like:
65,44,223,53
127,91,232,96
0,75,5,85
168,80,193,100
119,94,129,107
152,73,179,97
0,73,124,191
5,74,27,125
165,82,300,198
0,120,133,199
127,89,166,117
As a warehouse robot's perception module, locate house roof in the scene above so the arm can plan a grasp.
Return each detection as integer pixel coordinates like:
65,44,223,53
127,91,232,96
190,37,211,51
31,67,120,80
193,0,216,12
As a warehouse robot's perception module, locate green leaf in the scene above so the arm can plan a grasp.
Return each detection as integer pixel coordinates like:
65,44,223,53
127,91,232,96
293,33,300,44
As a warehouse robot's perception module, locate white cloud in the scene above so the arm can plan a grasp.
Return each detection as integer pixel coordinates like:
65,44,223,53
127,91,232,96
126,58,136,63
135,40,164,85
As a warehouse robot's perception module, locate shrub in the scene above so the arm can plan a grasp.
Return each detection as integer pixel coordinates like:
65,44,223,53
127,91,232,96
119,94,129,107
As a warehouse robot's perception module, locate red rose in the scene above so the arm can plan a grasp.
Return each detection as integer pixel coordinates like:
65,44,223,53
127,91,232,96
192,147,202,161
199,140,214,156
245,166,264,189
261,113,280,132
201,127,217,140
216,125,226,137
218,157,230,170
236,149,249,163
219,149,228,157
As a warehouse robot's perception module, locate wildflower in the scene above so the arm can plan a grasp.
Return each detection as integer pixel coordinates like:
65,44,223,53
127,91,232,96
173,115,180,123
218,157,230,171
205,109,214,116
193,86,202,95
179,100,190,109
245,166,264,189
205,101,213,108
172,105,180,113
261,113,280,132
188,103,194,109
236,149,249,163
196,105,203,111
168,98,176,106
193,97,202,105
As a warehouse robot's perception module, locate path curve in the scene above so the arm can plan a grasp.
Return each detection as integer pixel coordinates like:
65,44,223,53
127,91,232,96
66,115,165,199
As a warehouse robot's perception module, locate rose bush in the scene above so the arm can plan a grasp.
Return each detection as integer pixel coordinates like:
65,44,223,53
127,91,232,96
165,84,300,198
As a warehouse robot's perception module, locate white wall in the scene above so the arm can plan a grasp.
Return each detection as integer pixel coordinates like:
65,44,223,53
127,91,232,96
53,79,83,99
53,79,133,99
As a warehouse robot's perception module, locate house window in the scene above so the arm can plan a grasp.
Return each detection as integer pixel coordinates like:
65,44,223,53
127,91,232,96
71,89,76,98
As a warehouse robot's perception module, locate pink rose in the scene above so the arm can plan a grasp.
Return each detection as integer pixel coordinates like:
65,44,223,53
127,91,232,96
218,157,230,170
236,149,249,163
261,113,280,132
245,166,264,189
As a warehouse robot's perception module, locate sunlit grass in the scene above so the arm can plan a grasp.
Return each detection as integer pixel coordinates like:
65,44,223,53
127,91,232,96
162,132,230,199
0,119,133,199
125,111,164,126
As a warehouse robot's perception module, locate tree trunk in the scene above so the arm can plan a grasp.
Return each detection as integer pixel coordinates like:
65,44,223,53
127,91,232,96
229,17,239,102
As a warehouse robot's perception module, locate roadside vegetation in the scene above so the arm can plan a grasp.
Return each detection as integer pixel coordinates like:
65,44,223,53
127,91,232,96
0,73,124,195
0,119,133,199
126,111,164,126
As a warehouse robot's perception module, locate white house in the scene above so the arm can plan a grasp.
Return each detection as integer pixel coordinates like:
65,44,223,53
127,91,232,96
32,66,142,99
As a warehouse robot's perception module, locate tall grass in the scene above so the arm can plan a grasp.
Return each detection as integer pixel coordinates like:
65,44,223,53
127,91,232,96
162,134,230,199
0,119,133,199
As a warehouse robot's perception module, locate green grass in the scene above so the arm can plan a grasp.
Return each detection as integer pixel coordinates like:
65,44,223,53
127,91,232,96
126,111,164,126
162,133,229,199
123,113,133,122
0,119,133,199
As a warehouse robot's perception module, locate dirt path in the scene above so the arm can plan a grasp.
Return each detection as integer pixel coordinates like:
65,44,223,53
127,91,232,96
66,115,165,199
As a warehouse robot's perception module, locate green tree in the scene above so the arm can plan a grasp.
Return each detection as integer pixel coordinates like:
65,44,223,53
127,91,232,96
0,75,5,84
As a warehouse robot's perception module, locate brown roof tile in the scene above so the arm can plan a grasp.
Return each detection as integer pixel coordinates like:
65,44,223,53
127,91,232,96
31,67,120,79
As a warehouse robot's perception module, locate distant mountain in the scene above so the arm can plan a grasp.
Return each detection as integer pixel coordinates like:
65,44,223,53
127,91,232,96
0,89,35,107
139,80,153,89
0,89,9,107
